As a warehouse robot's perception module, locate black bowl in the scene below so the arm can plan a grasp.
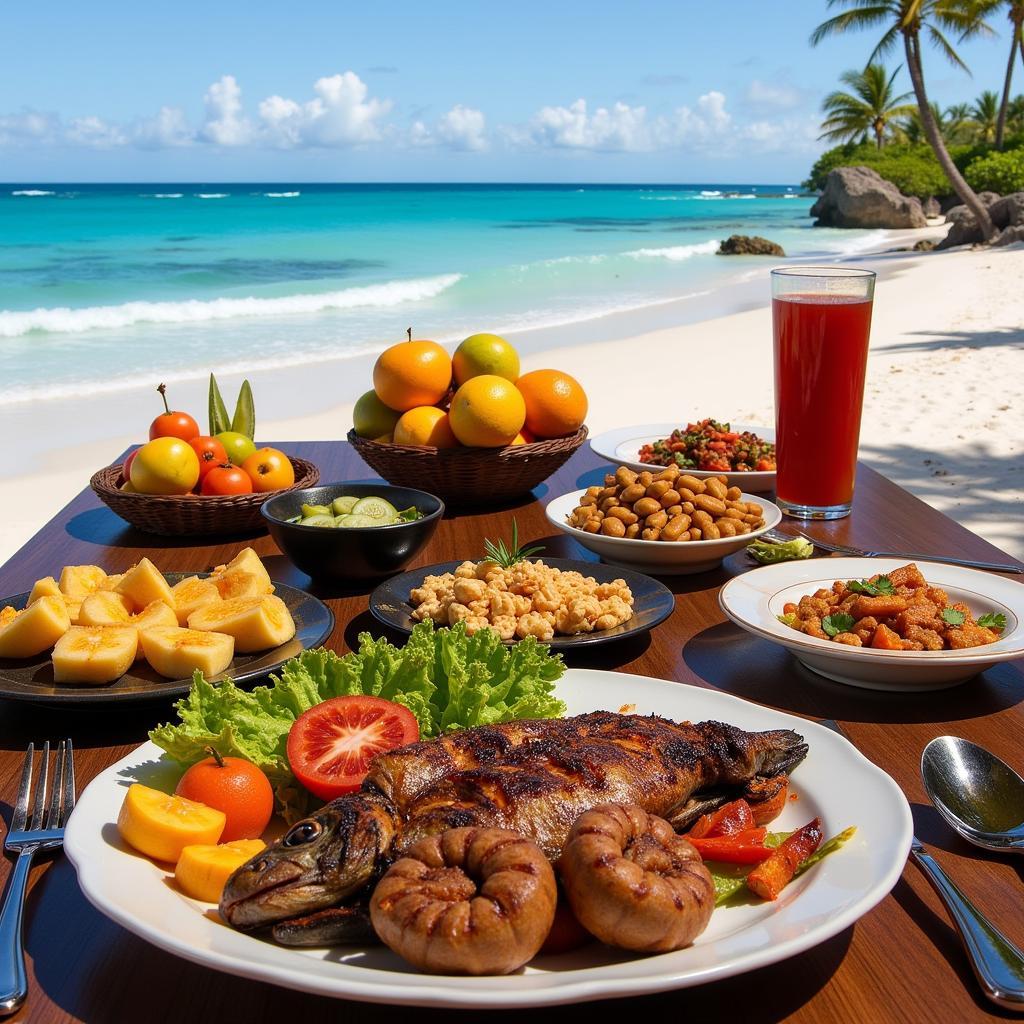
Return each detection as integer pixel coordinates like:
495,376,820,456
261,483,444,582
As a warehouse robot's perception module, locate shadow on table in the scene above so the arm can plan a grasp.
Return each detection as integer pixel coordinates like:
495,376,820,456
65,506,265,552
912,801,1024,886
682,621,1024,725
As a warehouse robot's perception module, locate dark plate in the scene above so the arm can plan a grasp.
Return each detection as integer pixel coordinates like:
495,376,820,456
369,558,674,649
0,573,335,705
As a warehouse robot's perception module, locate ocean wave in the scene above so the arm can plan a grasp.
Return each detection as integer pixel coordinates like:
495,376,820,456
624,240,719,261
141,193,184,199
0,273,464,338
700,190,722,197
195,193,229,199
264,191,300,198
11,190,54,196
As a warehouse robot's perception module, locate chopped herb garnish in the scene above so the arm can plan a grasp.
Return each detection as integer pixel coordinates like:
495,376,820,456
848,575,895,597
483,519,545,569
777,612,798,628
822,612,856,638
977,612,1007,631
941,607,966,627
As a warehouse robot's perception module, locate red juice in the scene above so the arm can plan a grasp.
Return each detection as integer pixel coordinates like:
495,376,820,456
772,293,873,510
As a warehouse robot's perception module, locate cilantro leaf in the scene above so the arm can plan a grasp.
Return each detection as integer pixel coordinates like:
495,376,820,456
847,575,895,597
822,613,856,638
977,612,1007,631
941,607,966,627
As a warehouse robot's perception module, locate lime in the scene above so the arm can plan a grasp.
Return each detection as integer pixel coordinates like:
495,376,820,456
353,390,401,439
452,333,520,386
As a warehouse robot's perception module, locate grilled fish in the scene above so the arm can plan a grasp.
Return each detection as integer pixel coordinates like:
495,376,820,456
221,711,807,943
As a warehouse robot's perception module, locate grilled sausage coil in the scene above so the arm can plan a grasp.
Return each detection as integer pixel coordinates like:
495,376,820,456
369,826,556,975
559,803,714,952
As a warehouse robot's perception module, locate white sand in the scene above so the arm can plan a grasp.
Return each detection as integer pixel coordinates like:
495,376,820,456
3,236,1022,566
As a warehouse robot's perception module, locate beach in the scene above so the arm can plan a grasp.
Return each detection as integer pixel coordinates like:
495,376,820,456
2,234,1021,565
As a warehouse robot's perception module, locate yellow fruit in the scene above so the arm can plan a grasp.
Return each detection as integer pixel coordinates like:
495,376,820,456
212,570,268,602
212,549,273,595
353,389,402,440
59,565,108,602
115,558,174,612
78,591,132,626
175,839,266,903
65,601,83,625
52,625,137,684
452,333,520,386
510,428,535,446
28,576,61,603
188,595,296,652
0,596,71,658
372,338,452,412
117,783,226,864
171,576,220,626
448,375,526,447
515,369,588,438
393,406,459,448
139,625,235,679
130,601,179,661
100,573,124,591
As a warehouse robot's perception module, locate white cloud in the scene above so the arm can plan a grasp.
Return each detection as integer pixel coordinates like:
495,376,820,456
523,98,651,152
0,109,60,144
411,104,487,151
65,115,126,148
745,79,803,111
201,75,252,146
660,90,732,145
131,106,193,149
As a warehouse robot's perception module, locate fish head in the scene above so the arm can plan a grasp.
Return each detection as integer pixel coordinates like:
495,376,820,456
758,728,809,778
219,792,398,929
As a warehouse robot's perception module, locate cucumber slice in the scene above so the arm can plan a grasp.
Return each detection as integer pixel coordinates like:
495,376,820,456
301,503,332,517
335,513,385,529
351,496,399,520
331,496,359,515
299,513,337,528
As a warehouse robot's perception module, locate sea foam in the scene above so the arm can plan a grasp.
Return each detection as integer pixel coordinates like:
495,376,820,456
11,190,54,196
195,193,229,199
0,274,463,338
264,191,300,198
624,240,719,261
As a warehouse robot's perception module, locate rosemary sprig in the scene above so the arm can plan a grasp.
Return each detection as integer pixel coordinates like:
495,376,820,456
483,519,545,569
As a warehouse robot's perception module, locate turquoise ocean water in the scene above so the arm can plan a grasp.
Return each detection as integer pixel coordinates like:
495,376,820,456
0,183,886,405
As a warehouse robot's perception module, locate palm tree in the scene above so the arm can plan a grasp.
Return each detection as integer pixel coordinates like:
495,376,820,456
995,1,1024,147
820,64,917,147
970,89,1001,141
1009,92,1024,131
944,101,973,140
895,100,949,141
812,0,997,241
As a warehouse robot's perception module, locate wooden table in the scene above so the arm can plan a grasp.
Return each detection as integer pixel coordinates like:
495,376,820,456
1,441,1021,1024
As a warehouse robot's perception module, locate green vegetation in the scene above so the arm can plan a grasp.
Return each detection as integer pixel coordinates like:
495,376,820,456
964,147,1024,193
820,64,916,148
804,142,954,196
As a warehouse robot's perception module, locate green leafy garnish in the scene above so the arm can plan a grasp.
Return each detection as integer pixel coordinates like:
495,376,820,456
848,575,895,597
483,518,545,568
777,612,798,628
149,621,566,821
941,607,966,627
396,506,423,522
747,537,814,564
822,612,856,638
978,612,1007,631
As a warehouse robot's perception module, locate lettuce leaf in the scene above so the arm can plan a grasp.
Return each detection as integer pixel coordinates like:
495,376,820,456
149,621,565,816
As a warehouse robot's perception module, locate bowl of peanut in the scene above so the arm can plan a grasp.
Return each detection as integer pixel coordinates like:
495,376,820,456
545,464,782,575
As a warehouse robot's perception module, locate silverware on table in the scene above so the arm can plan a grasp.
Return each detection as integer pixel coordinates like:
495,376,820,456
0,740,75,1017
763,529,1022,574
922,736,1024,854
818,719,1024,1012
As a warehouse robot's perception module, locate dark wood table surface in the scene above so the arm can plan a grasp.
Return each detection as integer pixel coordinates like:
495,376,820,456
1,441,1022,1024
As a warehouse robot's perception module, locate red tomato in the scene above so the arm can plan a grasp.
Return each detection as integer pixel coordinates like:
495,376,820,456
175,749,274,842
189,436,229,482
201,464,254,495
149,383,199,442
287,696,420,800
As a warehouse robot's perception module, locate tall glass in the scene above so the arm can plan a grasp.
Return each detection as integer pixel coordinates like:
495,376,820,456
771,267,875,519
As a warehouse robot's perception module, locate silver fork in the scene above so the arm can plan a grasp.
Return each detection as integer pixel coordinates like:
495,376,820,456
763,528,1022,575
0,740,75,1017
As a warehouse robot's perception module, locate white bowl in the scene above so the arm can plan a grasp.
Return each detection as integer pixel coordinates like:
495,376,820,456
719,557,1024,691
590,422,776,493
545,489,782,575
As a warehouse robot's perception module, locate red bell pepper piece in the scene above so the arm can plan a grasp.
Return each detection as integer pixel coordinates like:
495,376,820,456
688,828,772,864
688,798,756,839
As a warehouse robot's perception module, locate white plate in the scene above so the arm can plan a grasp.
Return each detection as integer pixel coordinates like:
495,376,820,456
590,423,776,492
545,490,782,575
720,557,1024,691
65,669,911,1008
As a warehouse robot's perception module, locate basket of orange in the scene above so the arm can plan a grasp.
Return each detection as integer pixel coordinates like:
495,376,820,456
348,330,588,504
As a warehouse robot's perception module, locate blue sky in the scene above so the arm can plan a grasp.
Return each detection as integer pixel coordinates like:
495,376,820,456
0,0,1017,183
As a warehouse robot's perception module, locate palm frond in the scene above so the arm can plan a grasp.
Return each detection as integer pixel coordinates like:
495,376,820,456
927,24,970,71
811,5,898,45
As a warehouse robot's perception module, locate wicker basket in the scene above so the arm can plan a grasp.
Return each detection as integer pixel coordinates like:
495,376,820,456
347,427,588,504
90,457,320,537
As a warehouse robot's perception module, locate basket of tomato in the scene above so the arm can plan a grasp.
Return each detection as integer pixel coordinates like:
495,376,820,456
90,380,319,536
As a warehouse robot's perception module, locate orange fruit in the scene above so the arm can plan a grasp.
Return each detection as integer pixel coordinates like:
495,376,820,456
510,427,535,446
175,751,274,842
448,375,526,447
353,389,401,439
515,369,588,438
394,406,459,448
373,339,452,412
452,333,520,386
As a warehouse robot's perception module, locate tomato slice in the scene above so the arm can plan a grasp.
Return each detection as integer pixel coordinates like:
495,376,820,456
286,696,420,800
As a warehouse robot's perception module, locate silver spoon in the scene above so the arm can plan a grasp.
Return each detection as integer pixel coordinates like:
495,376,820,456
922,736,1024,853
